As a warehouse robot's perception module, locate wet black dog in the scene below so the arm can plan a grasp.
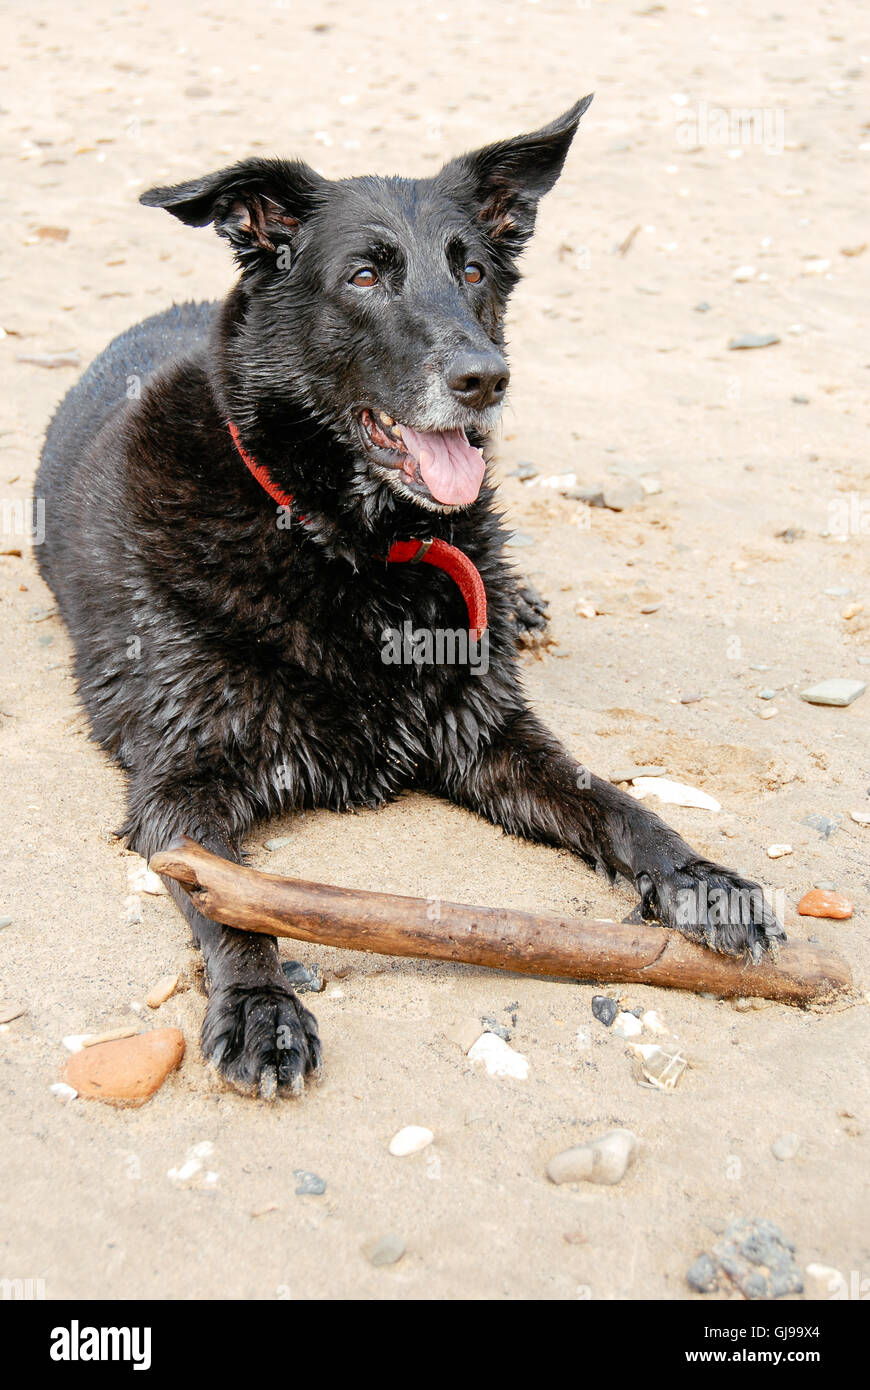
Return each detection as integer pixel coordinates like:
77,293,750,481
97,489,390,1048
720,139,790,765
36,99,783,1098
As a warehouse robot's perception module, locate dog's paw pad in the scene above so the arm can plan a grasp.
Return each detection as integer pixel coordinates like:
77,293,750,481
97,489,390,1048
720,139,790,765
202,982,321,1099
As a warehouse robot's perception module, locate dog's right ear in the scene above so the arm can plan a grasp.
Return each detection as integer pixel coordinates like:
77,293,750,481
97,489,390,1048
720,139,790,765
139,157,325,265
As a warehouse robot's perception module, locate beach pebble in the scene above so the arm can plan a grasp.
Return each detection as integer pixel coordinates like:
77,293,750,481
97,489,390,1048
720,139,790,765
711,1218,803,1299
757,688,777,700
0,916,12,929
758,706,778,720
612,1010,643,1039
294,1170,326,1195
388,1125,434,1157
126,858,166,895
281,960,324,993
0,1002,26,1025
49,1082,78,1103
850,811,870,827
609,766,666,784
479,1015,511,1041
145,974,179,1008
731,997,773,1012
602,481,644,512
804,1263,844,1299
546,1128,639,1186
467,1032,528,1079
640,1010,667,1034
728,332,781,350
732,264,756,281
802,813,841,839
841,603,864,620
797,889,852,920
800,679,866,707
63,1027,184,1105
629,777,721,812
771,1132,801,1161
365,1233,405,1267
766,844,793,859
591,995,619,1026
686,1254,719,1294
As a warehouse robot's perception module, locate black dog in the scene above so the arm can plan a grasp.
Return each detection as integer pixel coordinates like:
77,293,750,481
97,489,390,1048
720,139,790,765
35,99,783,1098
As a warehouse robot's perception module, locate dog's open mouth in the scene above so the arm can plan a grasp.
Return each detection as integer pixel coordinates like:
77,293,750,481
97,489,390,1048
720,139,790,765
359,409,486,507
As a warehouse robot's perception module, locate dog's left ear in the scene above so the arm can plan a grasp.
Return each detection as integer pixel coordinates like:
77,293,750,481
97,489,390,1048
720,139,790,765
139,157,326,266
438,95,593,252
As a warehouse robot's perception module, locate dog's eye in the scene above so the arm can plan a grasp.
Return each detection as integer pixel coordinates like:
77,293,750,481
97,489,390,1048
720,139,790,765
350,267,378,288
464,263,483,285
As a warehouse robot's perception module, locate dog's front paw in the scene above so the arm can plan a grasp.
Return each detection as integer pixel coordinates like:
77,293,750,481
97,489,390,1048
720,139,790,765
636,858,785,962
201,981,321,1099
512,579,551,651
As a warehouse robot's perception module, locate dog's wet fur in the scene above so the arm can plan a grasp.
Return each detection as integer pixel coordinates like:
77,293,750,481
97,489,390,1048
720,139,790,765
36,99,784,1098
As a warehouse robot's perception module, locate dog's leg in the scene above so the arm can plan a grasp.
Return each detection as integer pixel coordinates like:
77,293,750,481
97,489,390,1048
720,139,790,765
123,776,320,1099
511,578,551,651
438,708,784,959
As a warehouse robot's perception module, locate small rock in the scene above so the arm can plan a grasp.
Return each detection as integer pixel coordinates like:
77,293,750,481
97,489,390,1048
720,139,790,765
802,812,842,839
711,1218,803,1299
813,880,836,891
0,917,12,929
758,705,779,720
602,481,644,511
766,844,793,859
546,1128,639,1186
612,1010,643,1039
591,995,619,1027
640,1010,667,1034
126,859,166,895
49,1082,78,1103
680,692,705,704
62,1027,184,1105
801,257,831,275
281,960,324,993
757,688,777,700
731,997,773,1012
509,461,538,480
687,1253,719,1293
264,836,292,850
694,301,711,313
850,811,870,827
467,1032,528,1079
145,974,179,1009
479,1014,511,1041
797,889,852,920
771,1132,801,1161
841,602,864,620
804,1263,845,1299
294,1170,326,1195
388,1125,434,1157
727,332,781,350
800,679,866,707
609,765,667,784
365,1233,405,1267
0,1002,26,1024
732,264,756,281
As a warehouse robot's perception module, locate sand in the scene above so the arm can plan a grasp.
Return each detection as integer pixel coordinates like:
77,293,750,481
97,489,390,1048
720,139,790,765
0,0,867,1301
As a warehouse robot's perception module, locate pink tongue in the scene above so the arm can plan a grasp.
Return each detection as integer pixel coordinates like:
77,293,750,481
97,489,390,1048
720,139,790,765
398,426,486,505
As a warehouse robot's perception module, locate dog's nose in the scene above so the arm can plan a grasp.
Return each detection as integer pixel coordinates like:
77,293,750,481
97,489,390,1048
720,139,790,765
446,351,509,410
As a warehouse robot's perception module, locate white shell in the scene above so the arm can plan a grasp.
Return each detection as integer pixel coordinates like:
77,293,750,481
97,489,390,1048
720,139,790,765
612,1011,643,1039
388,1125,434,1157
628,777,721,812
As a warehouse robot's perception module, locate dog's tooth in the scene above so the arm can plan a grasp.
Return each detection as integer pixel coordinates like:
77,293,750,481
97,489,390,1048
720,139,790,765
380,412,394,427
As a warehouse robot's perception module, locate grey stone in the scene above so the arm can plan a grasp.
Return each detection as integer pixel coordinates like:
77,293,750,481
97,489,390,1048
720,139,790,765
801,813,842,839
728,332,781,350
771,1133,801,1161
264,836,292,850
0,916,12,929
591,995,619,1027
546,1128,639,1186
686,1253,719,1293
282,960,325,994
757,688,777,700
711,1218,803,1299
294,1170,326,1196
365,1233,405,1266
602,482,645,511
800,679,866,707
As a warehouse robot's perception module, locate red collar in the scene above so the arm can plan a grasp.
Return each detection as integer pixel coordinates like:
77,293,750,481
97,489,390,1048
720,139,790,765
227,420,487,639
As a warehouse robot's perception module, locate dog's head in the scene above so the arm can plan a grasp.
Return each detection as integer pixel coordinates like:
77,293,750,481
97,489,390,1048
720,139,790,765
141,98,591,516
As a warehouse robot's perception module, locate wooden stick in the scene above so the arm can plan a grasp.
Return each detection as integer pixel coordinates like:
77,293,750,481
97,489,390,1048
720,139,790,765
150,836,853,1007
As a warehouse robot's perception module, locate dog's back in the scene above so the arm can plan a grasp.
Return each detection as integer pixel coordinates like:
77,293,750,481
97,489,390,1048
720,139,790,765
36,300,216,589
